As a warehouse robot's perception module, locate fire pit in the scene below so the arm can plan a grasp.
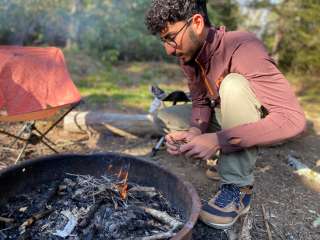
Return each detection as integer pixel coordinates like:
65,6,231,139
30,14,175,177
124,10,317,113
0,153,201,239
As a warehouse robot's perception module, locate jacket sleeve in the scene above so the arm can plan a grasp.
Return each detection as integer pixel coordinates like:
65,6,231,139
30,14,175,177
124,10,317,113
216,39,306,153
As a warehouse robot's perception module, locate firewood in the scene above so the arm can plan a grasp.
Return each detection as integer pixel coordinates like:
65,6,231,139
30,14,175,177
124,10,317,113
66,173,121,200
129,186,156,193
129,186,158,198
20,209,53,230
17,181,60,232
0,216,14,224
41,180,62,208
78,199,104,228
142,207,183,230
138,231,175,240
2,174,184,239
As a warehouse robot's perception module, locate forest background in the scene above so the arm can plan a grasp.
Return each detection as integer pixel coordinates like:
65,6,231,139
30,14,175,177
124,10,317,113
0,0,319,116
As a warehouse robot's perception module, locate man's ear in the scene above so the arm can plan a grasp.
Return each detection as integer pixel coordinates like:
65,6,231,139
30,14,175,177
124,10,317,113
191,14,205,35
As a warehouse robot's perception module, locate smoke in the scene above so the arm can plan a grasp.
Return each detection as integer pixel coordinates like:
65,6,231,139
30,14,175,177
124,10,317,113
0,1,63,45
0,0,112,47
0,0,170,60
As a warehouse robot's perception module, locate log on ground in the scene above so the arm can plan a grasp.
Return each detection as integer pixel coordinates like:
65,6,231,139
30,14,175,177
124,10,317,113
63,111,160,137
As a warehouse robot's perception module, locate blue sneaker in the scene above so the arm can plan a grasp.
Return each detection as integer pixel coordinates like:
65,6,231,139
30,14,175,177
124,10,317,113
199,184,252,229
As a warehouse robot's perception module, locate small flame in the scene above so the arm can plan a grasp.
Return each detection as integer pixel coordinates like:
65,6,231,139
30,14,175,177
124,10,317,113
119,172,129,200
116,166,129,200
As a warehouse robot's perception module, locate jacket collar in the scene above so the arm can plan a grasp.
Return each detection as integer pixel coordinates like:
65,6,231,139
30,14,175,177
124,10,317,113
195,27,222,66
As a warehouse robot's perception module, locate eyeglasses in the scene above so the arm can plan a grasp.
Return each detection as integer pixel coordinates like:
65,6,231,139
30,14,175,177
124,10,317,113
160,18,192,49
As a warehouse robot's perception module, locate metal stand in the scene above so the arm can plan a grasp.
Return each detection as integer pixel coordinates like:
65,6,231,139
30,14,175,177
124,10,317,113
0,102,80,163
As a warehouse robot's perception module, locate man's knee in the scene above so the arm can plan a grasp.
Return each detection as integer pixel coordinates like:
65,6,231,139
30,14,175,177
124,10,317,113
219,73,261,128
219,73,250,99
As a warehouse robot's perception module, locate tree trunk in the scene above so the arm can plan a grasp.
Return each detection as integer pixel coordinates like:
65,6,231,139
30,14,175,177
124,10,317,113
66,0,83,49
271,20,284,64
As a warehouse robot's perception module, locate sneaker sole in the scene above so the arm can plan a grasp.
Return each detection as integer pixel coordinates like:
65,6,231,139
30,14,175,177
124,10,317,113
201,205,251,230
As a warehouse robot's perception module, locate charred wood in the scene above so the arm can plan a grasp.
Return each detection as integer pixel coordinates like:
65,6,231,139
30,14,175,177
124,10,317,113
19,209,53,231
0,174,184,239
78,199,104,229
138,231,175,240
142,207,183,230
0,216,14,224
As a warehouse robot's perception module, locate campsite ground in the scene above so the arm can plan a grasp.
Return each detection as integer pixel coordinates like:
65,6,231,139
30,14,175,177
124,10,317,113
1,60,320,239
1,108,319,240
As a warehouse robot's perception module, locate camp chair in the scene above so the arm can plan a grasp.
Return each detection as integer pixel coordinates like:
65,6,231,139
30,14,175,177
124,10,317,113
149,85,191,157
0,46,82,163
0,102,81,163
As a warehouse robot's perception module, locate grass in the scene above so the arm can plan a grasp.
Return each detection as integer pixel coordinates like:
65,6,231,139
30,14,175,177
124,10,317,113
287,73,320,120
64,51,187,113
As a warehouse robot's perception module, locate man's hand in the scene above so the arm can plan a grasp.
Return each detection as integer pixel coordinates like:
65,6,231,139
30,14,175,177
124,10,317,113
179,133,220,160
165,127,201,155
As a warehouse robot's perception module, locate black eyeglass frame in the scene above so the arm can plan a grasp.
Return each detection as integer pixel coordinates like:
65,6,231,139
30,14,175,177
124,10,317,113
160,17,193,49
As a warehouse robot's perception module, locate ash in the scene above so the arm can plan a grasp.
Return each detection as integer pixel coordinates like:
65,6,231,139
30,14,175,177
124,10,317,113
0,173,184,240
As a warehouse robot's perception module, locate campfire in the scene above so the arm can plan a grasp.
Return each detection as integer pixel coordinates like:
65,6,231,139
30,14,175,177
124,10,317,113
0,153,201,240
0,166,185,239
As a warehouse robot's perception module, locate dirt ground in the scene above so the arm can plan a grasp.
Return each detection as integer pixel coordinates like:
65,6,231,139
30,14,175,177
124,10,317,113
0,115,320,239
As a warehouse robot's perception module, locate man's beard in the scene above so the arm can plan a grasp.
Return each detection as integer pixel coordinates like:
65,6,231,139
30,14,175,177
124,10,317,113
184,29,203,63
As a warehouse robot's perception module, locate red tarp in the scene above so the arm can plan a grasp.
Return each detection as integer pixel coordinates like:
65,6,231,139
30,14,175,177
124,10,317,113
0,46,81,117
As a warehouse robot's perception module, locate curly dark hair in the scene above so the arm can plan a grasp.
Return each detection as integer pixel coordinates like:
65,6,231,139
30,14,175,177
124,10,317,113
145,0,211,35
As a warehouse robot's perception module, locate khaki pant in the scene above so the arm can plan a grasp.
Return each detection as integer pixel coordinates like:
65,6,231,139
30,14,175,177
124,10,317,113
154,73,262,186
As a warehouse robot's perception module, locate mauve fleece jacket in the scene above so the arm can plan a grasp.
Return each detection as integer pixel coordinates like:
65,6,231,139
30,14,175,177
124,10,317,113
180,27,306,153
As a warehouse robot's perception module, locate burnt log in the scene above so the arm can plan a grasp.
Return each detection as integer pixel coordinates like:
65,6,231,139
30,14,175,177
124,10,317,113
0,216,14,224
63,111,160,137
142,207,183,230
19,209,53,231
78,199,104,229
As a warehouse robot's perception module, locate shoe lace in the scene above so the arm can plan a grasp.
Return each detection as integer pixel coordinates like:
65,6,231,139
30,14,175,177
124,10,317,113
214,184,240,208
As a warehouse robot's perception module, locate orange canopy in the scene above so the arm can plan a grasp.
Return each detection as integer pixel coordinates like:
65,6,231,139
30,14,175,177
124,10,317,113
0,46,81,121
